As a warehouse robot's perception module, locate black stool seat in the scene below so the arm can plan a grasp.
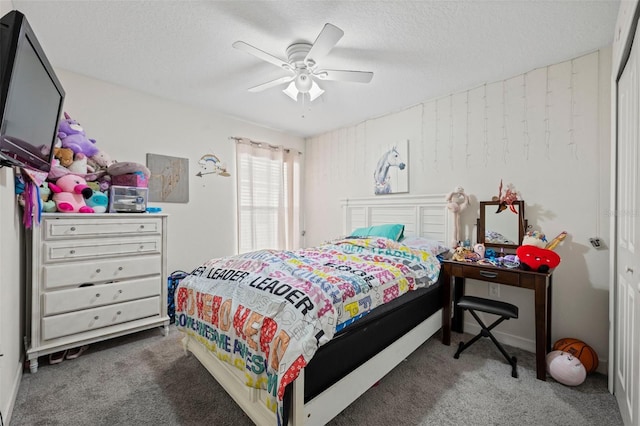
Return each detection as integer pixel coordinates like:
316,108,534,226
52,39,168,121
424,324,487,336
454,295,519,378
457,295,518,319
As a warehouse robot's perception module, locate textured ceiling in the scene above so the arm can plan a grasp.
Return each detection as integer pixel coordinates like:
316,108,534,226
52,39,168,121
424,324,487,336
11,0,619,138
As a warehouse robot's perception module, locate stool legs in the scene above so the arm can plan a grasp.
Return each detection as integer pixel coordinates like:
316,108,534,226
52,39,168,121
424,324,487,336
453,309,518,378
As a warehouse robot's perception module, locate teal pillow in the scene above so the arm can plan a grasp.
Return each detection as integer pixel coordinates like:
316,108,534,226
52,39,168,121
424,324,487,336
350,224,405,241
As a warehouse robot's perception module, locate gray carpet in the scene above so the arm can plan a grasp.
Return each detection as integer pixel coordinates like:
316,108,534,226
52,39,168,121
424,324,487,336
11,326,623,426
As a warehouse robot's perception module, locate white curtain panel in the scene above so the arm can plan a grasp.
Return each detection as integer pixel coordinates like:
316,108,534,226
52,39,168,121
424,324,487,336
235,139,301,253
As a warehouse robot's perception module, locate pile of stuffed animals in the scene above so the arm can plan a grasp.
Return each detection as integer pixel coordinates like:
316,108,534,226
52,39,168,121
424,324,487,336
36,112,150,214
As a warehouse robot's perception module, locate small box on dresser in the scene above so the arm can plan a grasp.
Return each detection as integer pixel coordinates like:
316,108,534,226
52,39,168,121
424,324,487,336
25,213,169,373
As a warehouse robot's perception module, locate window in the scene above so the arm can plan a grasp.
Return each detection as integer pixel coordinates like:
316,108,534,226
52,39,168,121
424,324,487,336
236,140,301,253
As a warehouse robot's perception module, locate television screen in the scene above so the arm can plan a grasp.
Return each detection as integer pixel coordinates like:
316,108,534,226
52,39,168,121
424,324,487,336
0,10,65,172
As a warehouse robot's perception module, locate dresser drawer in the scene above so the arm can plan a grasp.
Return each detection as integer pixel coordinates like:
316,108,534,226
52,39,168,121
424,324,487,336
463,266,520,286
43,217,162,240
43,255,161,289
43,277,161,315
43,237,161,262
42,296,160,340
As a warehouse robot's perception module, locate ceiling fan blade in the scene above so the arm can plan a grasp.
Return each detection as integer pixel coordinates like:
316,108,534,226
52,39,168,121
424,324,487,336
248,75,295,92
233,41,291,70
305,23,344,65
315,69,374,83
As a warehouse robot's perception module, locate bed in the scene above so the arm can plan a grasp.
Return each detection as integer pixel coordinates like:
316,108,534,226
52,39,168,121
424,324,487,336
176,194,453,425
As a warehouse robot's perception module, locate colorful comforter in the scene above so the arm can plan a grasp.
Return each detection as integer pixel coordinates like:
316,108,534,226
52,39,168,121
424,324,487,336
175,237,441,424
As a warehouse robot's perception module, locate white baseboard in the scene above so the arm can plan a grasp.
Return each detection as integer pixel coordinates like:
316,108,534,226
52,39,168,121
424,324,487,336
2,358,23,426
462,321,609,376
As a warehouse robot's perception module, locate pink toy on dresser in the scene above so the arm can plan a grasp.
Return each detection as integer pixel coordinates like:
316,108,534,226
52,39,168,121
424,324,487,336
48,174,95,213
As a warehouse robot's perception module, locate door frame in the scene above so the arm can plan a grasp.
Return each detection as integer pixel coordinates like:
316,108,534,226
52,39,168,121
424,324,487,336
610,0,640,394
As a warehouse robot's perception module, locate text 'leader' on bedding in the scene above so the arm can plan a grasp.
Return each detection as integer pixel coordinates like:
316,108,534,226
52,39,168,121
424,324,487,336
191,266,315,315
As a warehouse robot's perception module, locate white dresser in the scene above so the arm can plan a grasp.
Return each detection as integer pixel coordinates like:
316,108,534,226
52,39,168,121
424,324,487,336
25,213,169,372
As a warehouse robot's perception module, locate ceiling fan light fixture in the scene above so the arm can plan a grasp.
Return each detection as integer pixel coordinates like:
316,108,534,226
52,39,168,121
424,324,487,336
308,80,324,102
283,81,299,101
294,72,313,93
235,23,372,103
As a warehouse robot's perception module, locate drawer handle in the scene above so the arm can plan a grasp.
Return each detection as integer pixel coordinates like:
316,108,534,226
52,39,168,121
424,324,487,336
118,266,123,271
96,293,100,298
96,268,101,273
94,316,99,320
118,289,123,294
117,311,122,315
479,271,498,279
70,227,76,231
140,225,145,229
70,249,76,254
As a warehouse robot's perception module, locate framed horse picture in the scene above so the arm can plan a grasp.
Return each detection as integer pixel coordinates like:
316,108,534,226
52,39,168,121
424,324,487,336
373,139,409,195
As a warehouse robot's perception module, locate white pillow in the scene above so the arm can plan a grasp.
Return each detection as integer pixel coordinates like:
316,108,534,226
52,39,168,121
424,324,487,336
401,236,450,256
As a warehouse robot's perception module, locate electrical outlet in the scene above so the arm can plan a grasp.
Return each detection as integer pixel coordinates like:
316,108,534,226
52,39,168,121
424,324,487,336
489,283,500,298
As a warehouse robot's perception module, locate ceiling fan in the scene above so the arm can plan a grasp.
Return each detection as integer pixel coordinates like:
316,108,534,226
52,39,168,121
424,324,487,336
233,23,374,102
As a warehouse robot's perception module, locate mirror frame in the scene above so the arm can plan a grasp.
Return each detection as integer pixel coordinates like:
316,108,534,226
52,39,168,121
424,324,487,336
477,200,527,250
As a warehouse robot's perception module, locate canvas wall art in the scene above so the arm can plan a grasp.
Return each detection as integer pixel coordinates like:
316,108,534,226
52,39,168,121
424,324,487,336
373,139,409,195
147,153,189,203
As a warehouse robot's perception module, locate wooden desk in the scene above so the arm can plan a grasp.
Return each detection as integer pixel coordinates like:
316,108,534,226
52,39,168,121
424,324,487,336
440,259,553,381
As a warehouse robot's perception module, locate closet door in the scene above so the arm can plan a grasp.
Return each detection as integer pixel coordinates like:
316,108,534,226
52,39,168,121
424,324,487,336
615,20,640,426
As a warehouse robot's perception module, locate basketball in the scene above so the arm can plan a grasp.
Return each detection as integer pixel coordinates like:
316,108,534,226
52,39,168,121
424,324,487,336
553,338,599,373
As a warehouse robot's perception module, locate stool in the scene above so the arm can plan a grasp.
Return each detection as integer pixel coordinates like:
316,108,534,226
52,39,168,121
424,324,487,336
453,295,519,378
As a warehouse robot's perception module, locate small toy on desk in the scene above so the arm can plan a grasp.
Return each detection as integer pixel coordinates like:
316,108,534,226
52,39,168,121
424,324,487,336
517,229,566,272
48,174,94,213
516,245,560,272
473,243,485,259
522,230,547,248
451,246,479,262
546,231,567,250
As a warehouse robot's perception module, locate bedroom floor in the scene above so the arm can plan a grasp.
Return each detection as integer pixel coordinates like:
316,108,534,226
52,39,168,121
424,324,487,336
10,326,622,426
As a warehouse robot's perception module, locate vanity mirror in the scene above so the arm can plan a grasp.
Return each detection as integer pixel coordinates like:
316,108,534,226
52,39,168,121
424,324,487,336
477,200,527,250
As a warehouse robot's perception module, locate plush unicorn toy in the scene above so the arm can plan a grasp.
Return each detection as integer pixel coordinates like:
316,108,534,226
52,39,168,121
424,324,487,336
57,112,100,157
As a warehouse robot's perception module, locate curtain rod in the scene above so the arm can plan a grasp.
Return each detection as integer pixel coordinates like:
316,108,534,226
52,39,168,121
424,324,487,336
229,136,302,155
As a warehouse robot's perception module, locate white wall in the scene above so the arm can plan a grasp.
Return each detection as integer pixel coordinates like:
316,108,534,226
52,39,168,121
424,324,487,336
55,69,305,273
0,3,24,425
304,49,612,373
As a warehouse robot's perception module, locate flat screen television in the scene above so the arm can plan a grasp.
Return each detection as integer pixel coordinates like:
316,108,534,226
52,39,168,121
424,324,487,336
0,10,65,172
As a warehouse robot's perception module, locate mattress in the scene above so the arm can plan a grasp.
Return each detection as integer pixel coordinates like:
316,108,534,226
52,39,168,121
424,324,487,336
305,282,442,399
282,281,442,410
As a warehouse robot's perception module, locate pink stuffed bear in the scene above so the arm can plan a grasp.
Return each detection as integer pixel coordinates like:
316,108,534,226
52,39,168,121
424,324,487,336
48,174,95,213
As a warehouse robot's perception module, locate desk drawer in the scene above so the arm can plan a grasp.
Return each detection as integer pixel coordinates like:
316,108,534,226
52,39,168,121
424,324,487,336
463,266,519,286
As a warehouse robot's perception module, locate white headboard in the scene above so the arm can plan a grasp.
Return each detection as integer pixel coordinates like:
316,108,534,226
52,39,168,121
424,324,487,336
342,194,451,244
